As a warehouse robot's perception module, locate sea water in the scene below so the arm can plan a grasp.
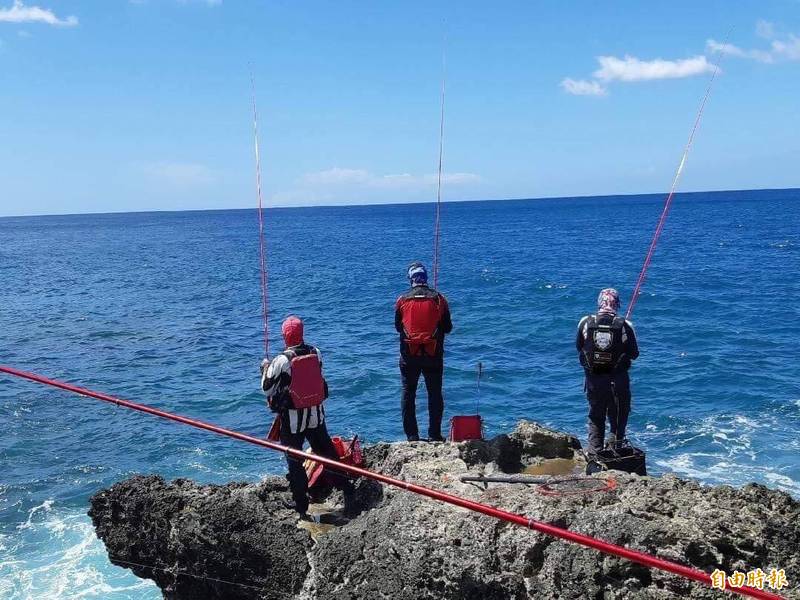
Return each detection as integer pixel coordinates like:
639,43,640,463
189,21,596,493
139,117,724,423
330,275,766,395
1,189,798,598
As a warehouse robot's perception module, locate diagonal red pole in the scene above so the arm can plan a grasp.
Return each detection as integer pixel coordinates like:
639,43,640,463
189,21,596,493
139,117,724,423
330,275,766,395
0,365,784,599
626,43,726,320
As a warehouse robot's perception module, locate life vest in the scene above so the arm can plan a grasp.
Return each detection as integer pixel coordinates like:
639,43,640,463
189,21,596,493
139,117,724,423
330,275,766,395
283,347,326,409
401,289,442,357
582,315,626,374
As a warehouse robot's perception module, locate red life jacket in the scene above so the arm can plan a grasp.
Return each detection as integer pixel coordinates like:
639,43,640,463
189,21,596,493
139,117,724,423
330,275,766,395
285,349,326,409
401,292,442,356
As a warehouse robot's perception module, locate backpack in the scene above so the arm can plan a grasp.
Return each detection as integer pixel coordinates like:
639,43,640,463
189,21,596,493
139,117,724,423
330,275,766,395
401,292,442,356
284,348,326,409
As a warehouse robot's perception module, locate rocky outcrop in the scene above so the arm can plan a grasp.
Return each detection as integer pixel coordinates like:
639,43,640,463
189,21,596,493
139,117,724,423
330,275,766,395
89,422,800,599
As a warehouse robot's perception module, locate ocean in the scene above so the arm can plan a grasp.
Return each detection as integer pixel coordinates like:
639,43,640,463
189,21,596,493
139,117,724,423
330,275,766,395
1,189,799,598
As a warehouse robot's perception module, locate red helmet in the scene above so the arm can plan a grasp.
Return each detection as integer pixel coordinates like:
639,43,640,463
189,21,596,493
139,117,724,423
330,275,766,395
281,315,304,347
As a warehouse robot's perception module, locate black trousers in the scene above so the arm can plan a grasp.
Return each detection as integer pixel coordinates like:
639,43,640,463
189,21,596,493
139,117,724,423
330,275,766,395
279,415,352,514
585,371,631,454
400,359,444,440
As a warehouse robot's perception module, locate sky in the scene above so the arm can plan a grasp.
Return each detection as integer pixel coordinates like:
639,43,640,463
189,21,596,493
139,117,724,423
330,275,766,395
0,0,798,217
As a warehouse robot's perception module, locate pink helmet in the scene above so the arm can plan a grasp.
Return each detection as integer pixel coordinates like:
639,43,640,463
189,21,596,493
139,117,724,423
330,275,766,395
281,315,304,347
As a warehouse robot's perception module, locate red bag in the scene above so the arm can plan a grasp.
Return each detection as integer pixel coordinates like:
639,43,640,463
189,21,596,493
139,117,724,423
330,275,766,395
305,435,363,488
449,415,483,442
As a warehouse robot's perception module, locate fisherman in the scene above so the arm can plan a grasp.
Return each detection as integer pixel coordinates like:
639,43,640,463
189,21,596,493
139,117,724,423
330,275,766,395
261,315,354,520
395,262,453,442
576,288,639,455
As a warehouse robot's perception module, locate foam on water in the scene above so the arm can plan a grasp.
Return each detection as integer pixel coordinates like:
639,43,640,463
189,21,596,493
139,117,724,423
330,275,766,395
1,504,157,599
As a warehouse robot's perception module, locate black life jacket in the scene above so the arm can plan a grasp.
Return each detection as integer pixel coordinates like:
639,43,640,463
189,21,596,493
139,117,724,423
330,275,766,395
582,315,626,374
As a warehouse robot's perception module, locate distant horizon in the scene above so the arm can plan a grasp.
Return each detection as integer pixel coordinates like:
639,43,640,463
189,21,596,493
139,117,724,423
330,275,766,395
1,185,797,220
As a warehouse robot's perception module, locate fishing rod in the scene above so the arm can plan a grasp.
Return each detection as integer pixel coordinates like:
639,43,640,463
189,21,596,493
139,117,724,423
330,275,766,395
432,40,446,289
626,45,725,320
0,364,782,600
250,72,270,357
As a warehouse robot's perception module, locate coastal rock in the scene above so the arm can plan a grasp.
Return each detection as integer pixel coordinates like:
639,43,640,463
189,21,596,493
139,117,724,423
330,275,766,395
89,421,800,599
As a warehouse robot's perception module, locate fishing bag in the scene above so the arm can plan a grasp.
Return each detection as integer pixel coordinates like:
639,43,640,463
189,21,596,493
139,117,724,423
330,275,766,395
449,415,483,442
585,440,647,476
304,435,364,489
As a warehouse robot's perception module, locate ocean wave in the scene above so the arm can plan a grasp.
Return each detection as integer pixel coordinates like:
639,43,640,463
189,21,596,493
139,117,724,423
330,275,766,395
1,507,158,600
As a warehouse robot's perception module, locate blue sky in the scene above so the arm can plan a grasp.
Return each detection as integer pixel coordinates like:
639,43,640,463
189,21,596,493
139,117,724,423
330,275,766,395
0,0,798,216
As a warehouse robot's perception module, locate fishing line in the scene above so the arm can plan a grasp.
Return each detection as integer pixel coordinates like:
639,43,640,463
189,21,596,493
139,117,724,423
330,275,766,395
432,37,446,289
626,35,730,320
250,71,270,357
109,556,271,592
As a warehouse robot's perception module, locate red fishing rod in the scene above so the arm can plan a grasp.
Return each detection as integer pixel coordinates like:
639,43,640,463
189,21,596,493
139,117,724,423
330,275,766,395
0,365,783,600
626,47,725,320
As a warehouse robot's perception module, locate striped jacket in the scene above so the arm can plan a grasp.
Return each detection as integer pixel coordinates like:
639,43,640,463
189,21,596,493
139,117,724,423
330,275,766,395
261,345,326,434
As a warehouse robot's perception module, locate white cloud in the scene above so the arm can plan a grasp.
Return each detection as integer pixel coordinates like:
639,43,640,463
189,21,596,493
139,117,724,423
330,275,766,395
560,78,607,96
706,39,773,63
706,21,800,64
0,1,78,27
142,162,217,187
273,168,482,206
756,19,775,40
593,55,715,82
132,0,221,5
771,35,800,60
302,167,481,189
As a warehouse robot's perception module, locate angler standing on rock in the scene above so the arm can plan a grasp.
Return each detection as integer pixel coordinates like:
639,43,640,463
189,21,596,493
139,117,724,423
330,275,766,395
395,262,453,442
261,315,354,520
576,288,639,455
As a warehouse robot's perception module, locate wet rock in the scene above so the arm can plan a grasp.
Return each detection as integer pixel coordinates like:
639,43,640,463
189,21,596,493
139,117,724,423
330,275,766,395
509,420,582,461
89,475,312,599
89,421,800,599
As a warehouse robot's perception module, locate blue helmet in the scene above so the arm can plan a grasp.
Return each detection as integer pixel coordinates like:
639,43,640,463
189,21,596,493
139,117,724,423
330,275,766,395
407,262,428,286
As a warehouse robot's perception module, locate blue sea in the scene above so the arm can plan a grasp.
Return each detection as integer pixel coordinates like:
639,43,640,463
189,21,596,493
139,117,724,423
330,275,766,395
1,189,799,598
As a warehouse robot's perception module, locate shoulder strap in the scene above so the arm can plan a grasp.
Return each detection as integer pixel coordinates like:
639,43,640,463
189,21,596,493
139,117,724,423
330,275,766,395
611,316,625,330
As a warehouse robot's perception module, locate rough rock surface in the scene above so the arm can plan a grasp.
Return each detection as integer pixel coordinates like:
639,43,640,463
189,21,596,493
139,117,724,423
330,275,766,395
89,421,800,599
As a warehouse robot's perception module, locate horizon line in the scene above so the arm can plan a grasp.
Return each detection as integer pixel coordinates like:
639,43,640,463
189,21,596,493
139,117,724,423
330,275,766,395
1,185,798,220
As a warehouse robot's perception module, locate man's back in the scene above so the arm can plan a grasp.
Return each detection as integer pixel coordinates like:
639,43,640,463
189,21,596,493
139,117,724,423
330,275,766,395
395,285,452,361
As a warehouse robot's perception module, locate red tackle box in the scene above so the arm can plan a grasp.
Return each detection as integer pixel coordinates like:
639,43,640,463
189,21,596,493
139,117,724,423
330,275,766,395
449,415,483,442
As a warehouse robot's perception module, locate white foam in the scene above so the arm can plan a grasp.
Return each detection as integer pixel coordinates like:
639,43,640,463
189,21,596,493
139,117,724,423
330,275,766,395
764,472,800,495
732,414,761,428
17,499,54,531
2,508,158,599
